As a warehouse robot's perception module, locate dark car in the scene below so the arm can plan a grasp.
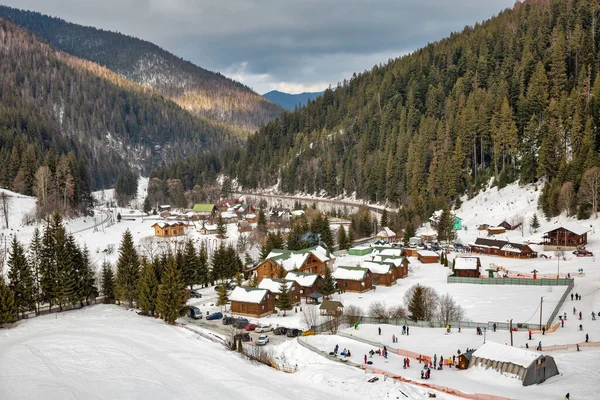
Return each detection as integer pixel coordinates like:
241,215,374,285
273,327,288,335
233,333,252,342
188,306,202,319
222,316,237,325
286,328,303,337
234,318,249,329
214,282,234,291
429,242,442,251
206,312,223,320
189,290,202,299
453,243,465,250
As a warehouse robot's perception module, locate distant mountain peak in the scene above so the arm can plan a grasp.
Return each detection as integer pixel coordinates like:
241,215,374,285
263,90,324,110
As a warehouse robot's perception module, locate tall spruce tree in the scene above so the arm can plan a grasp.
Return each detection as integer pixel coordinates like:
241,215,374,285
0,276,16,325
182,239,198,290
116,230,140,307
28,228,42,314
101,261,116,304
216,282,229,310
321,267,336,298
7,236,36,318
197,245,209,287
336,225,349,250
407,285,426,322
216,214,227,237
137,258,159,316
276,280,292,316
530,213,540,233
156,255,186,324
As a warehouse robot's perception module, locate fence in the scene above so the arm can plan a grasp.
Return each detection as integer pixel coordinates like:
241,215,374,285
519,341,600,352
447,276,574,286
314,315,544,333
545,278,575,328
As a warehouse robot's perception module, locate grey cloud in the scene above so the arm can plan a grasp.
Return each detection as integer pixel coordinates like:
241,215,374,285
1,0,516,93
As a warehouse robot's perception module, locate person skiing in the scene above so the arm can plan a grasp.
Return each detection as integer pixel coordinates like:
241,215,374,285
378,326,381,335
334,344,339,354
403,358,407,369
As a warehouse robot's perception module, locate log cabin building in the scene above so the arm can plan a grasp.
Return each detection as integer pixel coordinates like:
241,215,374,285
249,246,334,281
452,257,481,278
229,287,275,317
258,278,302,305
333,266,373,293
151,222,185,237
285,272,324,299
543,224,590,251
470,238,537,259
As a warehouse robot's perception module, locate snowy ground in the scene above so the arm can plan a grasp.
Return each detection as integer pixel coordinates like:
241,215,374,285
0,305,450,400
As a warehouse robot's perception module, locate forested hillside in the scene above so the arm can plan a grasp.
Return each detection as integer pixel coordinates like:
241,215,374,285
0,6,283,132
224,0,600,220
0,17,235,214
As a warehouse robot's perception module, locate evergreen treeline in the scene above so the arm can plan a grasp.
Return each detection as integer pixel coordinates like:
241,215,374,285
161,0,600,222
0,214,99,325
0,17,235,210
0,6,283,132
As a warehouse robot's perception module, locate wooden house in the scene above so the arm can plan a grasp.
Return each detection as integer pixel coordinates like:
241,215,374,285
229,287,275,317
319,300,344,317
499,220,521,231
470,238,537,258
486,226,506,235
402,248,419,257
457,350,475,370
543,224,590,251
192,204,217,221
237,221,252,233
151,222,185,237
333,266,373,293
258,278,301,305
452,257,481,278
235,203,256,217
362,261,398,286
218,198,242,212
249,246,334,281
372,256,409,279
285,271,324,299
244,213,257,223
417,250,439,264
198,224,218,235
376,227,398,243
220,211,238,223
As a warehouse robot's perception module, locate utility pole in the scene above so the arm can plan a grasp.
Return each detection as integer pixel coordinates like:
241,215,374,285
539,297,543,330
509,319,513,346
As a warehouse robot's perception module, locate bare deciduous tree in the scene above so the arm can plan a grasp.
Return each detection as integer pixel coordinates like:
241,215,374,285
579,167,600,219
301,305,320,330
343,304,364,325
139,236,161,259
369,301,389,319
437,293,465,325
558,181,576,217
0,192,10,229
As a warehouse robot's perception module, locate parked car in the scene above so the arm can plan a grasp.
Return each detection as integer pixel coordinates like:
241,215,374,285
234,318,249,329
214,282,235,291
273,327,288,335
255,324,272,333
256,335,269,346
429,242,442,251
188,306,202,319
453,243,465,250
286,328,303,337
222,316,237,325
245,323,257,331
189,290,202,299
206,312,223,320
234,333,252,342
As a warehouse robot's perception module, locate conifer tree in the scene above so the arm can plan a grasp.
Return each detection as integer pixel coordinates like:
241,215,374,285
0,276,16,325
28,228,43,314
197,245,209,287
156,255,186,324
216,281,229,310
347,227,356,246
116,230,140,307
7,236,36,318
39,216,58,312
276,280,292,316
137,259,159,316
436,208,455,243
143,197,151,214
530,213,541,233
407,285,426,321
321,267,337,298
257,208,267,232
380,209,389,228
216,214,227,237
81,246,98,305
101,261,116,304
336,225,349,250
182,239,198,290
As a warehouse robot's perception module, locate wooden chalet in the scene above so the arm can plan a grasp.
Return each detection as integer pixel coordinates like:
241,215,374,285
452,257,481,278
229,287,275,317
372,255,409,279
543,224,590,251
285,271,324,299
402,248,419,257
333,266,373,293
151,222,185,237
218,198,242,212
244,213,257,223
198,224,218,235
375,227,398,243
499,220,521,231
470,238,537,259
362,261,399,286
237,221,252,233
417,250,439,264
220,211,238,223
192,203,217,221
320,300,344,317
250,246,334,281
258,278,301,305
235,203,257,217
486,226,506,235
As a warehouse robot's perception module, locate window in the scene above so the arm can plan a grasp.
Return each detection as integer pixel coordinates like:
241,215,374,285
345,282,348,288
242,304,245,310
262,305,265,310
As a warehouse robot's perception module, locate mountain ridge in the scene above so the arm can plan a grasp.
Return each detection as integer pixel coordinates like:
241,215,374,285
263,90,324,110
0,5,283,132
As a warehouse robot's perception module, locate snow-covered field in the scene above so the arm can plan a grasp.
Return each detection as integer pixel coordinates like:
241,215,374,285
0,305,449,400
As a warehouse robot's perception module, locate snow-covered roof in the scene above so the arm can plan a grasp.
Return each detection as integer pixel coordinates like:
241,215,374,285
376,227,396,237
501,243,524,253
258,278,295,294
545,223,591,236
472,341,542,369
487,226,505,230
453,257,479,270
417,250,439,257
265,245,333,272
229,287,268,304
285,271,320,287
221,211,237,219
333,266,368,281
362,261,392,274
201,224,218,230
291,210,305,217
244,213,256,219
152,222,184,228
372,248,403,257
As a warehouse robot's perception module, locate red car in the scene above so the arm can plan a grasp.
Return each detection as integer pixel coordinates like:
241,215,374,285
245,323,257,331
573,249,594,257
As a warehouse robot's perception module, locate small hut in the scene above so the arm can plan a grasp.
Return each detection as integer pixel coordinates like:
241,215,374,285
457,350,475,370
319,300,344,317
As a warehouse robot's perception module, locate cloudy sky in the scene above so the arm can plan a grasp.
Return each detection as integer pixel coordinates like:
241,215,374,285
2,0,516,94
